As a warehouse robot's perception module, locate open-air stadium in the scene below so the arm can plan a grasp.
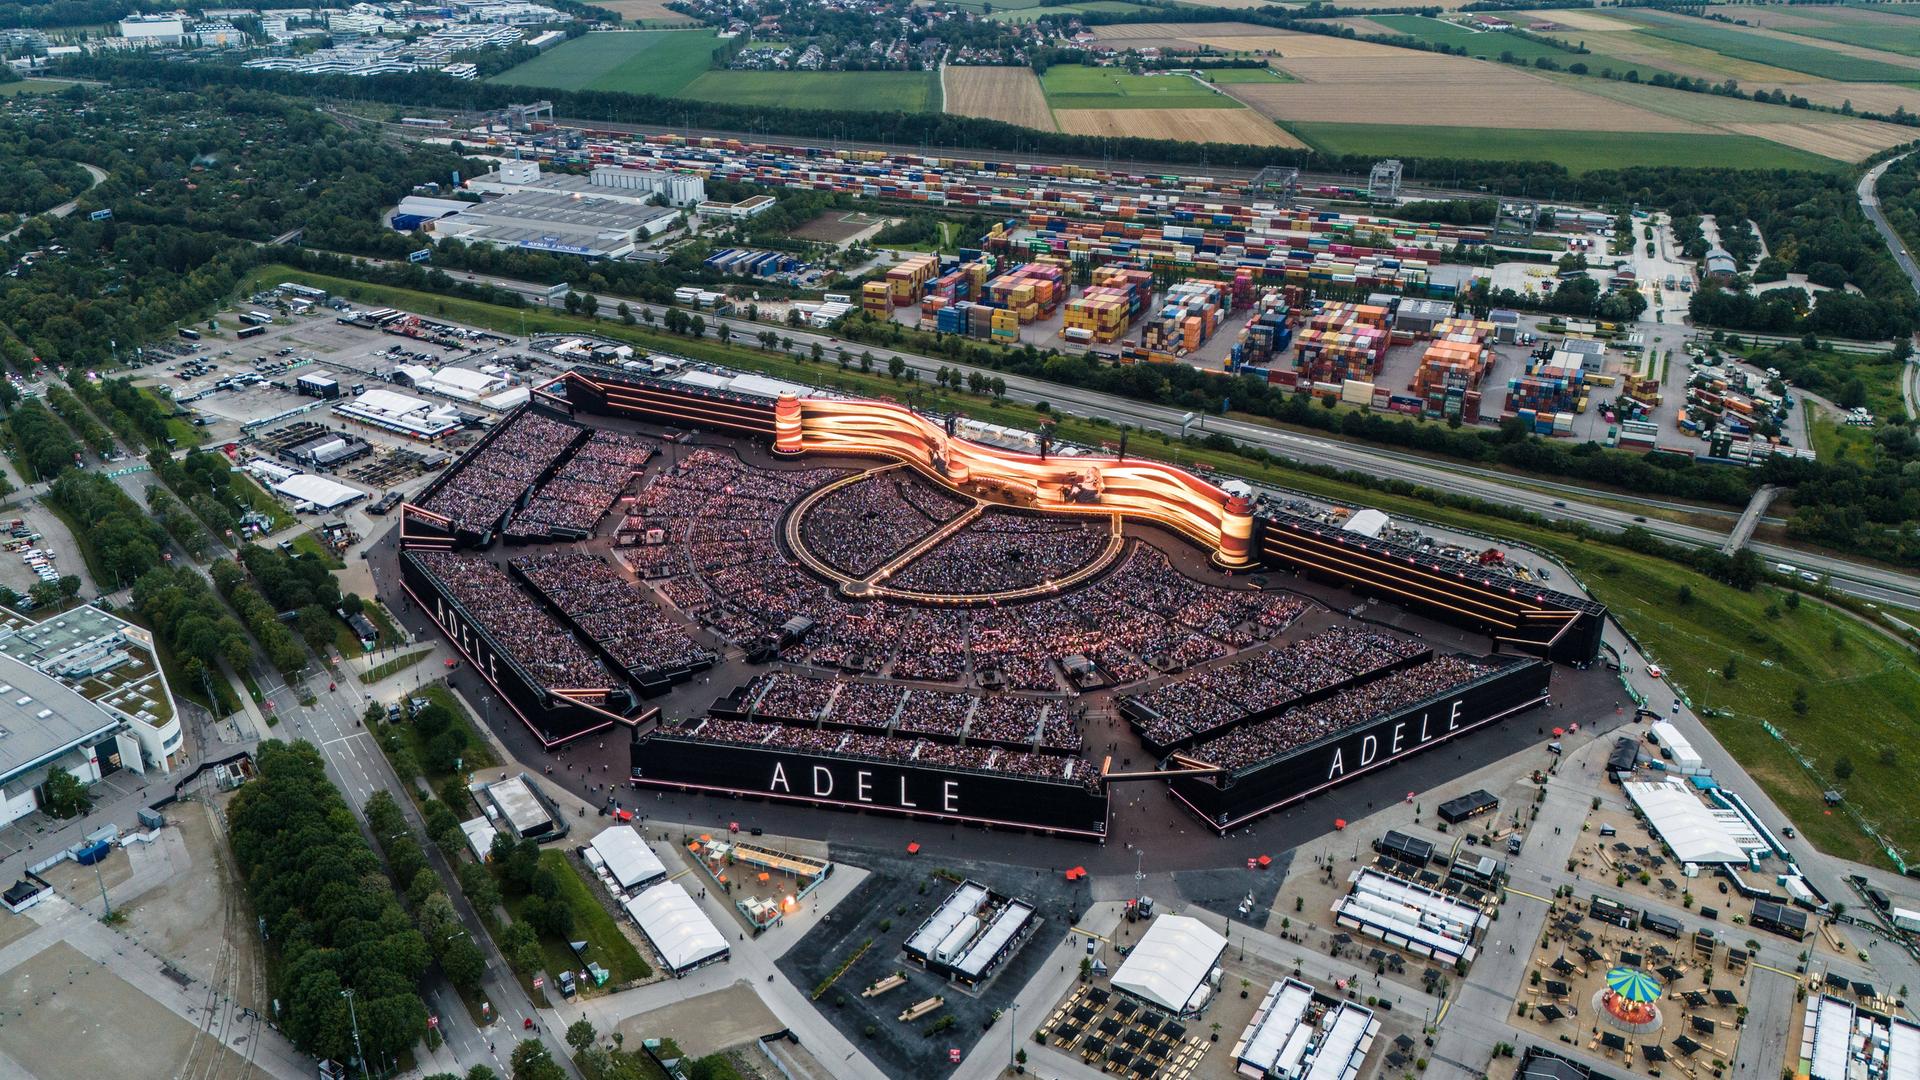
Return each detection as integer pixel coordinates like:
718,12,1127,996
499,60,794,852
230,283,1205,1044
389,357,1609,844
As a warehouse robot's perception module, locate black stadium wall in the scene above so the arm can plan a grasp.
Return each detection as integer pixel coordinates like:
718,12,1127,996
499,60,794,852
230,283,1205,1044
631,736,1112,840
399,550,630,747
1170,657,1552,833
1256,517,1605,665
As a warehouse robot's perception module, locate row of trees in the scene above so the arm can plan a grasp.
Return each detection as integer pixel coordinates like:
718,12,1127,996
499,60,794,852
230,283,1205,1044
362,791,489,994
129,564,252,705
48,470,167,589
210,557,308,675
7,399,77,480
225,741,430,1064
238,542,353,653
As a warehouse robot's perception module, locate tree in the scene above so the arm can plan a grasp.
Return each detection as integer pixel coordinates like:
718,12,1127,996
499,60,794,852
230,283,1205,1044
511,1039,566,1080
616,301,631,324
566,1018,597,1058
1792,685,1809,716
1834,755,1855,781
441,934,486,990
459,861,501,913
887,355,906,379
717,322,732,345
41,769,91,818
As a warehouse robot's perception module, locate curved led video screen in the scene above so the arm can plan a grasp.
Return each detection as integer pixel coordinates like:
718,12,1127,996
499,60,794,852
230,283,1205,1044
776,394,1253,567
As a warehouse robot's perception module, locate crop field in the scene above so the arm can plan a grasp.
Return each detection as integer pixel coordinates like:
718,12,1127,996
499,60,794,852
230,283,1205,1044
989,1,1144,22
1199,66,1296,83
1718,120,1919,160
679,69,942,111
1620,10,1920,81
943,66,1055,129
1749,79,1920,115
595,0,700,24
1516,9,1641,33
1054,107,1305,146
1289,122,1842,172
1039,65,1242,109
1546,75,1919,160
1730,5,1920,57
1229,56,1701,131
488,29,719,94
1365,15,1679,80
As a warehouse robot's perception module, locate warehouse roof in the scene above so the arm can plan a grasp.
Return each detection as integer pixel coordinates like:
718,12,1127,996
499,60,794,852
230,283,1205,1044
589,825,666,891
0,652,123,787
624,883,729,974
1623,780,1754,864
272,472,365,511
1111,915,1226,1014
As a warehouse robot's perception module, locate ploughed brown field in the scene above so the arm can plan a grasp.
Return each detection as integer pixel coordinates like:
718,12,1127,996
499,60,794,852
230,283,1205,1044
944,66,1056,131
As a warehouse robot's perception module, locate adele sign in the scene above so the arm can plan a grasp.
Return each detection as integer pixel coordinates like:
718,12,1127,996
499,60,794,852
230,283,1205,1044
768,761,961,813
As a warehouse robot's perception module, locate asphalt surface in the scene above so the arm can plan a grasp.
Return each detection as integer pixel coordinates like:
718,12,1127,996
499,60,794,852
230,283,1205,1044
1859,153,1920,423
0,161,106,244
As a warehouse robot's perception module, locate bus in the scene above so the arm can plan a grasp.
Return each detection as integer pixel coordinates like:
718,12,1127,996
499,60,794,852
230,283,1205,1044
177,328,201,341
237,325,266,340
238,311,273,327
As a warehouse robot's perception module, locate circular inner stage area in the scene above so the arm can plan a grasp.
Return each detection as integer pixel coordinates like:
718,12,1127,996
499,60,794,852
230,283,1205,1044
784,464,1124,603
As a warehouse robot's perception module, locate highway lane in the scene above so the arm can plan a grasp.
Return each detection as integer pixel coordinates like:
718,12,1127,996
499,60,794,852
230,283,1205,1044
420,267,1920,605
1860,154,1920,424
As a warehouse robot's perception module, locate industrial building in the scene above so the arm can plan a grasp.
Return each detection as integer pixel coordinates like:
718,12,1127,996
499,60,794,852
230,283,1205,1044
903,879,1038,987
391,196,473,232
465,160,705,208
1331,867,1486,963
335,387,465,440
1622,779,1766,866
1803,994,1920,1080
1392,298,1455,336
0,654,137,827
0,604,181,777
296,372,343,400
428,190,675,259
118,14,186,45
392,363,512,403
695,195,776,220
586,825,667,893
249,466,367,513
476,774,559,840
1232,978,1380,1080
1109,914,1227,1016
623,882,729,976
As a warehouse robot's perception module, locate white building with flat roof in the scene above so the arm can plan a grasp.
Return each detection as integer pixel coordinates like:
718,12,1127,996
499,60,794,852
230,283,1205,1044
0,604,180,776
588,825,666,892
1233,978,1380,1080
1332,867,1485,963
624,882,729,976
1110,914,1226,1016
334,387,464,440
465,160,705,207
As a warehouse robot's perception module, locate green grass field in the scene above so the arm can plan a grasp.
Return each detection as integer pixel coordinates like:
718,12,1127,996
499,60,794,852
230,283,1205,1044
990,1,1144,22
1040,65,1243,109
501,850,651,989
1542,73,1865,126
1761,8,1920,59
489,29,721,95
1623,11,1920,81
242,263,1920,867
1368,15,1673,80
1289,122,1845,172
0,80,67,97
677,69,941,111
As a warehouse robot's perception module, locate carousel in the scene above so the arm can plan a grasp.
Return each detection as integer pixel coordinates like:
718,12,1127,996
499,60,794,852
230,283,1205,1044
1593,967,1664,1035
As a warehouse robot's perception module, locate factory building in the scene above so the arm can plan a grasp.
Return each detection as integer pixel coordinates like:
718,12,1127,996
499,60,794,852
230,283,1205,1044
464,160,705,207
0,605,182,778
118,14,186,44
428,190,676,259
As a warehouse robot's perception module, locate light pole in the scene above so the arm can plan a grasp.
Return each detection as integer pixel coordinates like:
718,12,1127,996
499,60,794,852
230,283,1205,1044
341,988,369,1080
1008,1001,1020,1070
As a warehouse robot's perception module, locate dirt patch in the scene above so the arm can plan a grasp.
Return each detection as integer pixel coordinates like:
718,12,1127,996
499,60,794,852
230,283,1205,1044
614,983,780,1058
36,845,133,901
0,940,263,1080
598,0,700,22
0,909,37,950
1721,119,1917,160
1227,61,1705,131
122,797,267,1013
791,212,888,245
1053,106,1306,146
944,66,1055,130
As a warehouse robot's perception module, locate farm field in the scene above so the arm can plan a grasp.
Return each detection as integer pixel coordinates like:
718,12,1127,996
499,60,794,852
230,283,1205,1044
595,0,699,24
488,28,719,94
1039,65,1242,109
0,80,66,97
1231,55,1700,131
943,66,1055,129
1288,122,1843,172
1366,14,1674,79
1618,9,1920,81
678,69,942,111
1199,65,1297,83
1748,79,1920,116
988,1,1144,22
1054,107,1305,146
1728,4,1920,57
1543,74,1918,160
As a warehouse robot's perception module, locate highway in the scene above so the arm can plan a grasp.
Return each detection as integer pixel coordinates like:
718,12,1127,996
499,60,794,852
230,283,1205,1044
1859,153,1920,422
0,161,107,243
414,262,1920,608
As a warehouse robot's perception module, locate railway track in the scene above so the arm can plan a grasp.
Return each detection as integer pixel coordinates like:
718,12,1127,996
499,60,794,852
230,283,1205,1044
175,801,264,1080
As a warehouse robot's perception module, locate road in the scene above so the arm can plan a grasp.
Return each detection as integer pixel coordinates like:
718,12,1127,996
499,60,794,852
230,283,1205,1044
1858,154,1920,422
411,262,1920,608
0,161,106,243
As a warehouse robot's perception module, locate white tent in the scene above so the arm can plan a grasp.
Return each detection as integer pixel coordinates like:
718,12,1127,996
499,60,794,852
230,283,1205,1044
1341,509,1390,539
271,472,365,511
623,883,728,975
1623,780,1753,864
589,825,666,891
1111,914,1226,1015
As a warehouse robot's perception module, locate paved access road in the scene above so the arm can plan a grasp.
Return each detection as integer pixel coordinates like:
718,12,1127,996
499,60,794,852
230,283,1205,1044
0,162,106,244
1859,153,1920,421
